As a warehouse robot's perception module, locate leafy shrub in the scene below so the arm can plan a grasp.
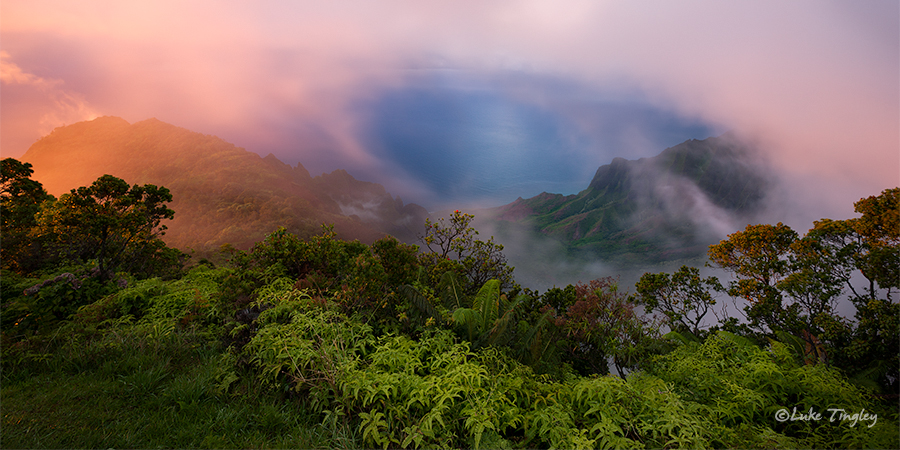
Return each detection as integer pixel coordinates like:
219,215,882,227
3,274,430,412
74,277,168,326
244,285,375,413
646,331,899,448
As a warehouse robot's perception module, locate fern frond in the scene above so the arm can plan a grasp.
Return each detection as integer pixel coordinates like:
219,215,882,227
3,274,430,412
473,280,500,332
716,330,756,349
849,364,887,394
773,330,805,364
452,307,482,341
438,271,465,310
399,284,442,325
517,309,554,365
486,293,523,347
662,330,699,345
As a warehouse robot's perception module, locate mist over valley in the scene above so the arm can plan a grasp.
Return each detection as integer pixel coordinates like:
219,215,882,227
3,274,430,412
18,116,781,288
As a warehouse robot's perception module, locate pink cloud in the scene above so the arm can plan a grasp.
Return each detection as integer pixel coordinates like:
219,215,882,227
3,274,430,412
0,51,99,155
1,1,896,222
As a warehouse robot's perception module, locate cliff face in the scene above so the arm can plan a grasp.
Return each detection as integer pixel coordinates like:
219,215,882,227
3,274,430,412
20,116,427,252
487,133,770,263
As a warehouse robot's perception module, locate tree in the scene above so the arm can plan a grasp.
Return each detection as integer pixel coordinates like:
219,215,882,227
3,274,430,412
36,174,178,279
850,188,899,297
707,222,841,363
636,265,724,338
775,191,897,381
1,158,53,272
707,222,798,332
833,188,899,394
371,235,419,288
418,210,514,294
557,278,662,377
706,189,899,394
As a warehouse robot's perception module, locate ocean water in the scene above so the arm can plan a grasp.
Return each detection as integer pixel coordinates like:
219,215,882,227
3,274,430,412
357,72,723,208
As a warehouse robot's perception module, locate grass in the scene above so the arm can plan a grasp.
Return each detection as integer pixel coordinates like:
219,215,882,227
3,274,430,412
1,324,353,449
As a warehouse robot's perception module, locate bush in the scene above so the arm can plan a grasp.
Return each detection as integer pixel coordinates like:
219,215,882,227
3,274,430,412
646,331,899,448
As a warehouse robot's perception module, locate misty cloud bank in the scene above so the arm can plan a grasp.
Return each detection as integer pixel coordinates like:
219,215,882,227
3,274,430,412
3,1,895,235
467,133,777,292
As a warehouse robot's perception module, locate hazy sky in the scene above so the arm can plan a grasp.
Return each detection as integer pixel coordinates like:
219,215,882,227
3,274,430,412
2,1,898,224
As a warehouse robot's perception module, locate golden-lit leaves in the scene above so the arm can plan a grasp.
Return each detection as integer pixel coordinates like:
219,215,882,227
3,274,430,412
708,222,797,303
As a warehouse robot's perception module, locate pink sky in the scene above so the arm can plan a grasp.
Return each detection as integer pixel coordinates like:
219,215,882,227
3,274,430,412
1,1,897,225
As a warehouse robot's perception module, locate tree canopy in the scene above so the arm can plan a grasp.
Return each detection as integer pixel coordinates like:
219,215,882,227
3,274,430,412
36,174,178,278
418,210,515,294
704,188,899,393
1,158,54,272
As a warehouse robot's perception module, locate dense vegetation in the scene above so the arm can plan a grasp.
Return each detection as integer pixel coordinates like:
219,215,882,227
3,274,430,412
2,157,898,448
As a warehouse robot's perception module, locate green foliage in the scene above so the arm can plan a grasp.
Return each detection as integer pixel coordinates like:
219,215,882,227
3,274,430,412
1,158,54,273
3,172,897,449
35,174,182,279
235,226,424,333
645,331,898,448
4,260,898,449
450,279,526,348
371,235,419,288
81,266,223,325
419,210,515,294
435,270,466,311
636,265,724,338
397,282,445,330
400,275,564,375
239,284,892,449
245,291,375,413
1,264,121,337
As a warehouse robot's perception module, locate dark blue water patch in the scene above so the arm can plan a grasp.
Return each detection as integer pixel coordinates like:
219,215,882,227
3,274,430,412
355,72,723,205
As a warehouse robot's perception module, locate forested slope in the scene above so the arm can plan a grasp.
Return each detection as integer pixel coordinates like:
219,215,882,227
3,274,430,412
19,117,427,253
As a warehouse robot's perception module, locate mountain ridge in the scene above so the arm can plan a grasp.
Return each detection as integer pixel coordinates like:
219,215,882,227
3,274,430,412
483,133,770,265
18,117,770,269
20,116,428,253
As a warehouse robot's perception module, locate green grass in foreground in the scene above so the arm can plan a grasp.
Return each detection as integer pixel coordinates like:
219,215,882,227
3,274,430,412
1,328,356,449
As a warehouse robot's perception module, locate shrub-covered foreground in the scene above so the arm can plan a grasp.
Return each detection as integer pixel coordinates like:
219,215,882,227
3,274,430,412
245,279,896,449
2,164,898,448
3,264,897,449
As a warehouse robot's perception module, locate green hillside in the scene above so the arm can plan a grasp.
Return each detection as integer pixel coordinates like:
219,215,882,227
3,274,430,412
4,133,897,448
2,180,897,448
487,134,769,264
